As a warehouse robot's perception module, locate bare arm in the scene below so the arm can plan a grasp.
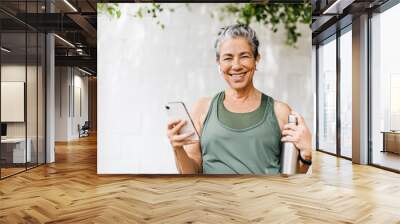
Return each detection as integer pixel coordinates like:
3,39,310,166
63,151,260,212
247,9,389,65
167,97,211,174
173,142,201,174
274,101,312,174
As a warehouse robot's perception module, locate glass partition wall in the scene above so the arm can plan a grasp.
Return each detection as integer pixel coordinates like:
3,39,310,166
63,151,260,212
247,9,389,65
316,26,353,159
370,3,400,171
339,27,352,159
0,30,27,177
317,35,337,155
316,0,400,173
0,1,46,179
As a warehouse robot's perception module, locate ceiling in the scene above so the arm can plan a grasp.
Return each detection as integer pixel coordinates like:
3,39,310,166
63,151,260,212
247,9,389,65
7,0,391,72
312,0,391,44
0,0,97,74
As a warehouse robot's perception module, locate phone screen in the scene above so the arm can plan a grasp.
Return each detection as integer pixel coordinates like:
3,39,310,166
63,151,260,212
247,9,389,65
165,102,200,141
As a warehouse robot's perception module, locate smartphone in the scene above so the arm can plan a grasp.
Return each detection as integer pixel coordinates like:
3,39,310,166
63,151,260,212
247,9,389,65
165,102,200,141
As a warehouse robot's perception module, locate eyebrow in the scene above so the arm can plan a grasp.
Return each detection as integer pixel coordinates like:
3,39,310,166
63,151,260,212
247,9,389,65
221,52,252,57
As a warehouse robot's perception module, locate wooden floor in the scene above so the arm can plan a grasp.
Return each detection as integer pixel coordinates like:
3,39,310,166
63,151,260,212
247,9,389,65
1,135,400,223
372,151,400,171
0,167,26,178
1,163,45,178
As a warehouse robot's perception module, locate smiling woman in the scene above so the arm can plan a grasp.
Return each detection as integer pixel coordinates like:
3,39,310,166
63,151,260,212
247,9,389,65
166,24,313,175
218,37,258,91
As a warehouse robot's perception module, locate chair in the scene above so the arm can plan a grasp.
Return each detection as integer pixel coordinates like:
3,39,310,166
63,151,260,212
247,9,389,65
79,121,90,138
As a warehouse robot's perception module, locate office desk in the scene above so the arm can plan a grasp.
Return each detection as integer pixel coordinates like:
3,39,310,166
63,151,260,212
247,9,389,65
381,131,400,154
1,138,32,163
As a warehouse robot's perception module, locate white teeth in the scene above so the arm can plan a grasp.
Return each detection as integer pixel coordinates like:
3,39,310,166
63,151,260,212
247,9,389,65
231,73,245,76
231,73,245,81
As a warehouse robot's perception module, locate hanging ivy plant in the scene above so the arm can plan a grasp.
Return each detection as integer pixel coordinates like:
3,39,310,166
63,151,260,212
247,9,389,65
220,3,311,46
97,2,311,47
97,3,122,18
132,3,174,29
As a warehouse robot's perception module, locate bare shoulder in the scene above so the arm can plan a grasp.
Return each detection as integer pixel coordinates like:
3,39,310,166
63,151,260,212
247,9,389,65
273,100,292,130
191,97,212,116
190,96,213,130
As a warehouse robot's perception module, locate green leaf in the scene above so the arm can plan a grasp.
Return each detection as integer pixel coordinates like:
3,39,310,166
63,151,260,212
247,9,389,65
217,3,311,47
107,7,113,16
137,8,143,18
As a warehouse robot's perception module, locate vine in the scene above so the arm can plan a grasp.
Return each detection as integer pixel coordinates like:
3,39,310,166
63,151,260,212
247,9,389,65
97,2,311,46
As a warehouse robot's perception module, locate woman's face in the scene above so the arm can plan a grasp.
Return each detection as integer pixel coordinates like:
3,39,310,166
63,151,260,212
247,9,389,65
218,37,259,90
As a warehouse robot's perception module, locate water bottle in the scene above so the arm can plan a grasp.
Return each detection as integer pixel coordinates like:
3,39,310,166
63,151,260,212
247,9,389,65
280,115,299,175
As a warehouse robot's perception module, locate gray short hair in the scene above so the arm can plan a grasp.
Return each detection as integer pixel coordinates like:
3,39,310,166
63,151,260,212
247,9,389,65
214,24,259,60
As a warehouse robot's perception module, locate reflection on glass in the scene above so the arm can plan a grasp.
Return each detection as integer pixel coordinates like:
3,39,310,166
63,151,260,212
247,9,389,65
318,37,337,154
340,29,352,158
0,1,47,179
371,3,400,171
27,32,38,169
1,32,27,177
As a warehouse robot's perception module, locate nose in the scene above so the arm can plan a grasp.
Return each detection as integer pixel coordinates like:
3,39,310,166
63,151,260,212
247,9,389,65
231,58,242,70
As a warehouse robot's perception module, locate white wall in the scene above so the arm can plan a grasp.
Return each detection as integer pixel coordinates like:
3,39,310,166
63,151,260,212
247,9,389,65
76,72,89,137
1,65,40,138
98,3,313,174
55,67,69,141
55,67,89,141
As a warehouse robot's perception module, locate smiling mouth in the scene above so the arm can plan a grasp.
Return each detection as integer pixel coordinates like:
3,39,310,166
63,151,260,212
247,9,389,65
229,72,247,81
228,72,247,77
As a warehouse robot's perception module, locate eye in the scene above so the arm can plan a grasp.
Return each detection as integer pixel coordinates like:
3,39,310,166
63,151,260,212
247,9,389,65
241,55,250,58
223,57,232,61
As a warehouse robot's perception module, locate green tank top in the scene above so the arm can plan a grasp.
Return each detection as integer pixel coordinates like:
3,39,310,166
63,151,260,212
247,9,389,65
201,91,282,174
218,91,267,129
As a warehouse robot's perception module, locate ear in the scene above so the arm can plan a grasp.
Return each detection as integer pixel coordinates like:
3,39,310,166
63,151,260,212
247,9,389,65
218,65,223,75
256,54,261,63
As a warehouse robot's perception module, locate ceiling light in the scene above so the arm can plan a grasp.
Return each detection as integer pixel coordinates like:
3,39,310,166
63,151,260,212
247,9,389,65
1,47,11,53
78,67,92,76
54,34,75,48
323,0,354,15
63,0,78,12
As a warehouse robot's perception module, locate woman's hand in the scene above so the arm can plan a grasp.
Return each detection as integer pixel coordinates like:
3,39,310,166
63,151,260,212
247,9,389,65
281,111,312,157
167,119,198,149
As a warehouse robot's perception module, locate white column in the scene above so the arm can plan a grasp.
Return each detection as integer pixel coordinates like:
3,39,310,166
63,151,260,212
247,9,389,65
352,14,369,164
46,32,55,163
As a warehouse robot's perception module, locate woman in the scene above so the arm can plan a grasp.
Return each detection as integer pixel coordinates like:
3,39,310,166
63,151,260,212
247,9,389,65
167,24,312,174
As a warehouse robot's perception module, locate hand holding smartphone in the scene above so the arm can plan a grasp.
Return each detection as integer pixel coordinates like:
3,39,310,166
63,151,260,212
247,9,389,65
165,102,200,142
